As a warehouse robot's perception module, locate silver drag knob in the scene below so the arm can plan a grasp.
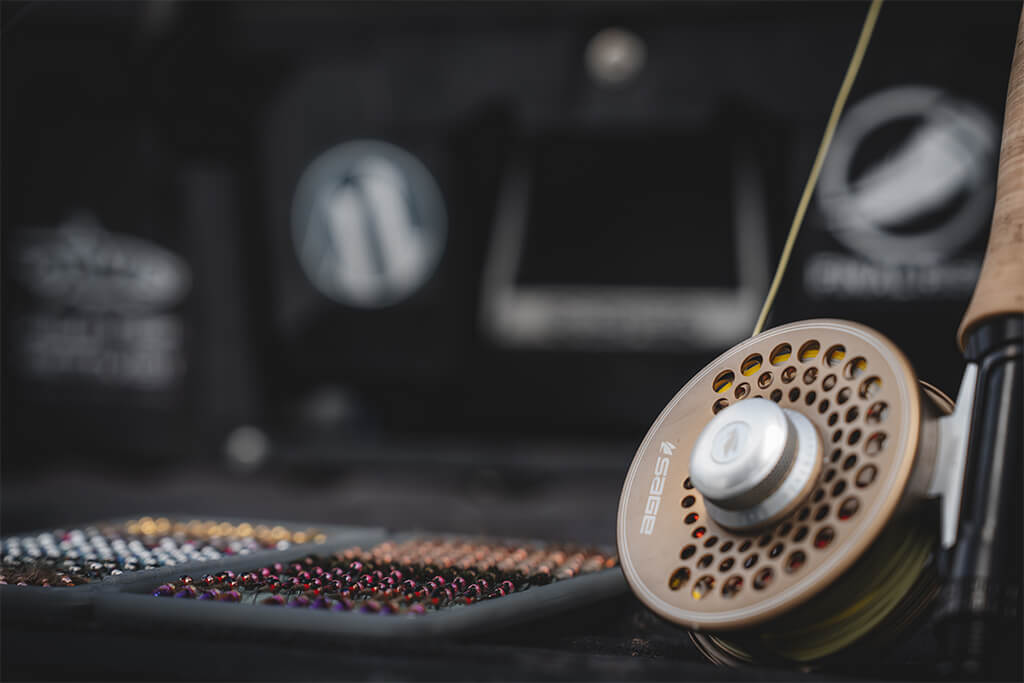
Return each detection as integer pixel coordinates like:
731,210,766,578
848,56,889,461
690,398,822,530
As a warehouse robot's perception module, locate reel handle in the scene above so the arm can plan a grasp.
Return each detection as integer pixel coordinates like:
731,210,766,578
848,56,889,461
957,8,1024,349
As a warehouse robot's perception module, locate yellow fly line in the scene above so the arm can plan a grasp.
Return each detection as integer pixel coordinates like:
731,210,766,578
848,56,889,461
752,0,884,337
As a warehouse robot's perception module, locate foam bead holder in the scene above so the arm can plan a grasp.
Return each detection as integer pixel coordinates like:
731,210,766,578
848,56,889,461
95,533,626,639
0,515,380,625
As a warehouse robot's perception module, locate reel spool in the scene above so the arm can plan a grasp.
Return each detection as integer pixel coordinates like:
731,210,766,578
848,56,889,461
616,319,952,665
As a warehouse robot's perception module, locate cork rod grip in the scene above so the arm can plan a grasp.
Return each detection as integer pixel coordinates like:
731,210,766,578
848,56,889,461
958,9,1024,349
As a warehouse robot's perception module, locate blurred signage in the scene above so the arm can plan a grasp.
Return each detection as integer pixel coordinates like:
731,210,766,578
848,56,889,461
807,85,997,300
16,212,191,313
290,140,447,309
12,212,190,389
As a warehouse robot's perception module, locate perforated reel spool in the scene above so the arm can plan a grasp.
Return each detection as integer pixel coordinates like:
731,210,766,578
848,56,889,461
616,319,950,650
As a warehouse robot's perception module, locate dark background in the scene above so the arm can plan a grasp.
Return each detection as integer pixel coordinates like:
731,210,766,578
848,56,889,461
1,1,1019,679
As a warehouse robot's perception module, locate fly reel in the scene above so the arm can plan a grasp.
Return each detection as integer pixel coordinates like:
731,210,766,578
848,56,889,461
616,319,952,665
616,1,1022,674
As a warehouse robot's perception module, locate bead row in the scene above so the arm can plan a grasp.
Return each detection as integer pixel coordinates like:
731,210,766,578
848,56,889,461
152,538,617,615
1,519,325,587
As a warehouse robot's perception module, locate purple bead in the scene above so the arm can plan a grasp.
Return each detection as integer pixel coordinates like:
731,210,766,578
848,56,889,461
359,600,381,613
331,598,354,611
409,604,427,615
221,590,241,602
287,596,311,608
174,587,197,599
152,583,175,597
310,597,330,609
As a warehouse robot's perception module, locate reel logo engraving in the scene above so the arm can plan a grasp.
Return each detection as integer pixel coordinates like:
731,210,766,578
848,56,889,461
640,440,676,535
712,421,749,464
291,140,447,309
808,85,997,299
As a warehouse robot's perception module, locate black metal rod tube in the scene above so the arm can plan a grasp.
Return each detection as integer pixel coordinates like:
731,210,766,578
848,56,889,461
937,315,1022,680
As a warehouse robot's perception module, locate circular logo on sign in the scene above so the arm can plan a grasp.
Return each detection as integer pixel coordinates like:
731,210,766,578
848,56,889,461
291,140,447,308
817,86,998,266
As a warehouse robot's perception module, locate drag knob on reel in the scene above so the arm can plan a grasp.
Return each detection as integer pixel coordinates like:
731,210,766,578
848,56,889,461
689,397,822,532
616,320,952,664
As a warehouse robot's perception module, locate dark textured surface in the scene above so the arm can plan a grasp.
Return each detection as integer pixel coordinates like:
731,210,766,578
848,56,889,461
0,445,629,545
1,596,847,682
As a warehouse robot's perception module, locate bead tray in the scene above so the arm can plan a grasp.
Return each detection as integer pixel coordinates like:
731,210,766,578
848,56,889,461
0,515,384,625
92,531,627,639
1,514,377,588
